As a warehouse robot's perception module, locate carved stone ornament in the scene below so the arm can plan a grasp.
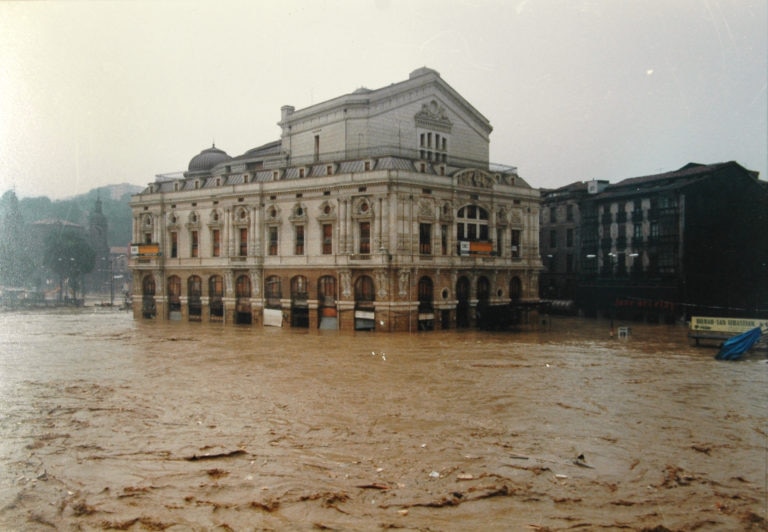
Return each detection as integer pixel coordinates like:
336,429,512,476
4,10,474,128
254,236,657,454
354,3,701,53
340,270,352,298
398,269,410,298
415,100,453,133
418,198,435,220
250,270,262,297
208,209,222,228
456,168,495,189
375,269,389,298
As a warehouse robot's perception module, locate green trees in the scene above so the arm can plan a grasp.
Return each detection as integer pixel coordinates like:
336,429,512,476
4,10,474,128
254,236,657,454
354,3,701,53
42,229,96,302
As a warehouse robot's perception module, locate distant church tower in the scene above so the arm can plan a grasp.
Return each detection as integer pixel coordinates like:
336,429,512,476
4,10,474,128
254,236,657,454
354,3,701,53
89,195,110,292
89,195,109,257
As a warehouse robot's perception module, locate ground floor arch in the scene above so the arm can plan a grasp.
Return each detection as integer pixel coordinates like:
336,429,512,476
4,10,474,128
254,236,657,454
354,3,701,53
235,274,252,324
456,276,471,328
354,275,375,330
167,275,182,320
188,275,202,321
417,275,435,331
318,275,338,329
142,274,156,319
291,275,309,328
130,266,540,332
209,275,224,321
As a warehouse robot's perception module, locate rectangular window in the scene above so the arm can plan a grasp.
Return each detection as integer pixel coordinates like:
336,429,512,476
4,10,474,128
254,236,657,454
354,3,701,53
191,230,198,258
419,223,432,255
239,228,248,256
511,229,521,258
633,223,642,239
457,223,465,241
441,224,448,255
566,228,574,247
549,230,557,248
650,222,659,240
144,233,152,244
468,224,477,241
359,222,370,254
212,229,220,257
479,224,489,241
496,228,503,256
566,254,574,273
314,135,320,161
170,232,178,258
268,226,278,256
295,225,304,255
566,204,574,221
322,224,333,255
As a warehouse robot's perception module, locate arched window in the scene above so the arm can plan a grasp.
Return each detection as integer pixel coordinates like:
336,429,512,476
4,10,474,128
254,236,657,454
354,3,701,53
318,276,337,305
290,275,309,328
209,275,224,319
142,275,156,296
354,276,375,306
477,276,490,303
418,276,434,312
291,275,308,300
167,275,181,312
235,275,251,299
141,275,156,319
188,275,202,320
265,275,282,309
209,275,223,298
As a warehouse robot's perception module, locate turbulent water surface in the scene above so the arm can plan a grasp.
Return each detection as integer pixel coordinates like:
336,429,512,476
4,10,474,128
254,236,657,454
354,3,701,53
0,308,766,531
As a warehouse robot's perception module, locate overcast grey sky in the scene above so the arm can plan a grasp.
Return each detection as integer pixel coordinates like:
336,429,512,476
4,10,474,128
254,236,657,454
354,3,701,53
1,0,765,199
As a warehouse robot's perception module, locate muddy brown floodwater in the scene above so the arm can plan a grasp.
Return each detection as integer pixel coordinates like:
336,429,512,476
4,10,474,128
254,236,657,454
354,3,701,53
0,308,766,531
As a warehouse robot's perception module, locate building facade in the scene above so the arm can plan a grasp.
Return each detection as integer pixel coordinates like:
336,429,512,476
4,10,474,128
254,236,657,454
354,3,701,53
129,68,542,331
541,162,768,321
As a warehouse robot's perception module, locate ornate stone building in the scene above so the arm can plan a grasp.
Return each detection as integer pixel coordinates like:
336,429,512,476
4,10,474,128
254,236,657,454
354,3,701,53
129,68,542,331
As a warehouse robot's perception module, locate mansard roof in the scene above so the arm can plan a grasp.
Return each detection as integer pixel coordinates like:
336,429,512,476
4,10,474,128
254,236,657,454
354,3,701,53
597,161,759,200
280,67,492,136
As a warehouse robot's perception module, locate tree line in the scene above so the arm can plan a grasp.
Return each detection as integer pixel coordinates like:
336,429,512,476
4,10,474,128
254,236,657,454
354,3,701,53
0,185,139,300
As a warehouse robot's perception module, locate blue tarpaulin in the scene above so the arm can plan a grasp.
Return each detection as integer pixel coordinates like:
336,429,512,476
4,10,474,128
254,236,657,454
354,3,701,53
715,326,763,361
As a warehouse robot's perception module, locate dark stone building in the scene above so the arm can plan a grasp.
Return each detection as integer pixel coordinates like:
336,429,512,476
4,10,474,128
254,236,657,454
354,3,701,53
541,162,768,321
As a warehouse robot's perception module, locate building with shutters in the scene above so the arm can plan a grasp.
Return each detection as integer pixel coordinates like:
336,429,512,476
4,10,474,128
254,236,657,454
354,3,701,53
540,162,768,321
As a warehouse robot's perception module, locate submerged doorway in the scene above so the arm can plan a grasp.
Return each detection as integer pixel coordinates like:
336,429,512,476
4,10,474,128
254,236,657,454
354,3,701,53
167,275,182,320
291,275,309,328
188,275,202,321
235,274,252,324
209,275,224,322
318,275,338,329
456,276,470,328
417,276,435,331
142,275,156,319
354,275,375,330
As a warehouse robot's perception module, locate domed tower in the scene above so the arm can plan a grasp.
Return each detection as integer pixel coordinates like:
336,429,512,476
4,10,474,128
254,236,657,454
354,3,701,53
184,144,232,177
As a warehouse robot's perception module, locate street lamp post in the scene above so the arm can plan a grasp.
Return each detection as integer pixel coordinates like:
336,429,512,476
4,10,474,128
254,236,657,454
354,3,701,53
110,255,126,306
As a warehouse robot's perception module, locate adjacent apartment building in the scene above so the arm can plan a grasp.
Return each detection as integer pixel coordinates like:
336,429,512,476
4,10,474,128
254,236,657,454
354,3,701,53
540,161,768,321
129,68,542,331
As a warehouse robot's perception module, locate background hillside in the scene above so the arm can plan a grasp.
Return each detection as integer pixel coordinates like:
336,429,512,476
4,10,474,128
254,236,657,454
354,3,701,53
11,183,143,248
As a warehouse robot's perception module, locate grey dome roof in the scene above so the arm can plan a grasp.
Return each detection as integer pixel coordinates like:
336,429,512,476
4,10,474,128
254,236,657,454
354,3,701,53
188,144,232,173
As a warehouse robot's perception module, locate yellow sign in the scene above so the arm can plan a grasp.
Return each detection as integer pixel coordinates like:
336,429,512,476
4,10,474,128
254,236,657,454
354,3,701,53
131,243,161,257
690,316,768,333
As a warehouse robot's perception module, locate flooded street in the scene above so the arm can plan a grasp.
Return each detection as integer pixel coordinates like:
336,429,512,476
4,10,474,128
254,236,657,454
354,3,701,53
0,309,766,531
